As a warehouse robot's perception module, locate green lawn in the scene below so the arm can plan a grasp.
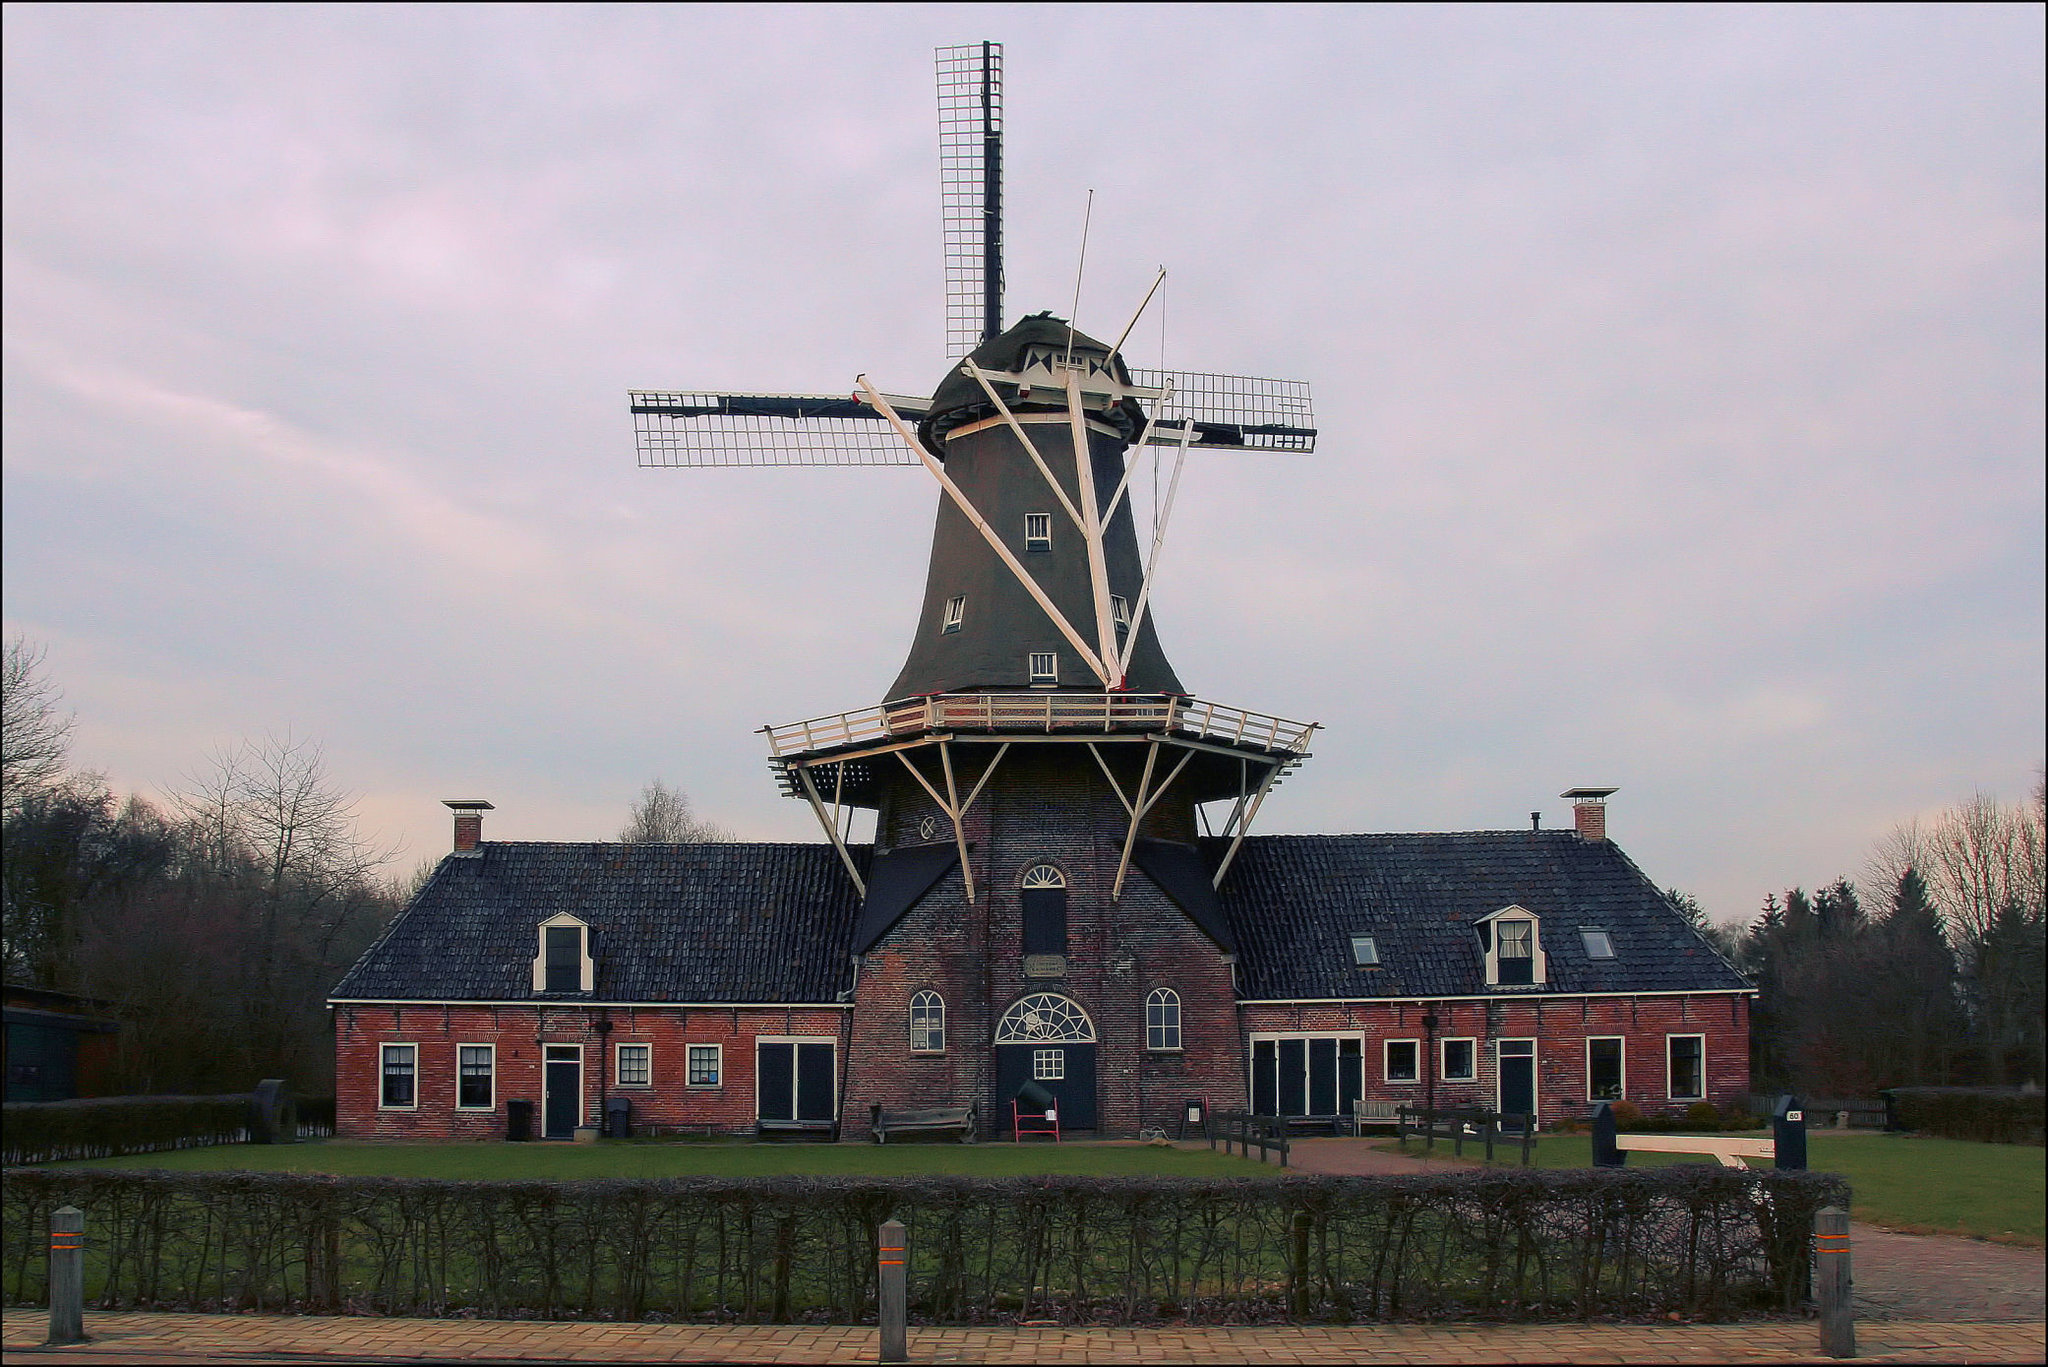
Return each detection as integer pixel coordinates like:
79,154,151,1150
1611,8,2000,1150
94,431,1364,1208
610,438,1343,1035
58,1137,1267,1180
1390,1131,2045,1245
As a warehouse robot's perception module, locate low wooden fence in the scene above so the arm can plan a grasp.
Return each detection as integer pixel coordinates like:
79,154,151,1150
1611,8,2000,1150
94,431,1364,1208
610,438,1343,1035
1205,1111,1290,1166
1396,1106,1536,1166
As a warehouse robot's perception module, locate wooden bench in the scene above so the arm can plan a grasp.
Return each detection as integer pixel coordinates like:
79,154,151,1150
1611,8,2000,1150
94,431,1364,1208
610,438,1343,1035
1351,1099,1402,1131
869,1103,978,1143
1615,1134,1777,1169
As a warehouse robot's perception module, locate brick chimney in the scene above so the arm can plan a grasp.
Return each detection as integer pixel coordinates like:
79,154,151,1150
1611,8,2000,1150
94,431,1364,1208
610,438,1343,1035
444,799,495,855
1562,787,1617,842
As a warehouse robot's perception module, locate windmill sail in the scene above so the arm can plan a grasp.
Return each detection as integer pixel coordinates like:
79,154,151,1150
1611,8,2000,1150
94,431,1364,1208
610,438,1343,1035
938,41,1003,358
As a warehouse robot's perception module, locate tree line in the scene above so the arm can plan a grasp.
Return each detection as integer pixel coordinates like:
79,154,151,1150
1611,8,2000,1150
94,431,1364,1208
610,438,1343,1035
3,641,735,1097
1727,785,2045,1096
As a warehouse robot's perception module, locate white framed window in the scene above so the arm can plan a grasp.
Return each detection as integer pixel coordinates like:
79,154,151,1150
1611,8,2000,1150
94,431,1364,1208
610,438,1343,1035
1029,652,1057,685
1477,905,1547,987
1587,1036,1625,1101
1145,988,1181,1051
456,1044,494,1110
910,990,946,1053
1440,1037,1477,1082
687,1043,722,1087
1033,1047,1066,1081
1350,933,1379,967
616,1043,652,1087
531,912,595,993
379,1043,417,1110
1667,1034,1705,1101
1024,512,1052,551
1580,928,1615,959
1111,595,1131,633
942,596,965,633
1384,1038,1420,1084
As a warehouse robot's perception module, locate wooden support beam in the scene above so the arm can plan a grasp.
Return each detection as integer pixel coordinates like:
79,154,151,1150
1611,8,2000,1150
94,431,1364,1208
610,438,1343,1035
1065,367,1123,685
1113,742,1196,901
939,741,976,904
797,767,865,897
1213,758,1287,890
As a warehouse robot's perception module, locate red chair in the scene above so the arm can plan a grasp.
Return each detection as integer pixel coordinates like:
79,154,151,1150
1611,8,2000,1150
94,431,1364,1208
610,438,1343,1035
1011,1081,1060,1142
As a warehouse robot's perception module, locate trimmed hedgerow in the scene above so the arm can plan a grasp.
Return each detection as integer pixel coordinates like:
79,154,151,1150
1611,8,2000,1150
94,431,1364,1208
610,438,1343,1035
1885,1087,2045,1146
0,1095,337,1166
2,1167,1847,1324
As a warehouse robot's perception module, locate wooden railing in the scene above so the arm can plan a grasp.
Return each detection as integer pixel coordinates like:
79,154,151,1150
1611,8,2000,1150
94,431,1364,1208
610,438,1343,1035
1396,1105,1536,1166
762,693,1317,758
1206,1111,1291,1166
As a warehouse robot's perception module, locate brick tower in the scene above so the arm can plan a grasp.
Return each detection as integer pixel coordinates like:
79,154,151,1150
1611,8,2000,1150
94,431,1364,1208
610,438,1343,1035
759,315,1318,1137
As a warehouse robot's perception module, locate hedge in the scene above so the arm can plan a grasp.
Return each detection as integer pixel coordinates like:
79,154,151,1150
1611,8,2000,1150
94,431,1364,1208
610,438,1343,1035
1,1094,337,1166
1884,1087,2046,1145
2,1167,1848,1324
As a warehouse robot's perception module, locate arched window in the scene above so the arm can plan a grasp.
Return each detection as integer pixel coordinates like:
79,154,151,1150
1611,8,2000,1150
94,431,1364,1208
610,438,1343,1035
1020,864,1068,957
1146,988,1181,1051
909,990,945,1053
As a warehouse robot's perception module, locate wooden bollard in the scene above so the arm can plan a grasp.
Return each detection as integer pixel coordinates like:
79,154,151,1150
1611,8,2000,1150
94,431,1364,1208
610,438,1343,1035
48,1205,86,1346
1815,1206,1855,1358
1288,1210,1312,1317
878,1218,907,1364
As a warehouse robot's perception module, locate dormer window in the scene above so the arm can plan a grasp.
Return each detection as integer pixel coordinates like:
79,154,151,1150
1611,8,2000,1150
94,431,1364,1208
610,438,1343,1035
531,913,595,993
1476,905,1547,988
942,596,965,633
1111,595,1131,634
1029,652,1058,685
1025,512,1052,551
1350,933,1379,967
1580,928,1615,959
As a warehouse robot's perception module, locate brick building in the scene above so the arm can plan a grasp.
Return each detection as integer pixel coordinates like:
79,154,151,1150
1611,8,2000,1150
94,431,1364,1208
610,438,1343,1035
331,316,1750,1140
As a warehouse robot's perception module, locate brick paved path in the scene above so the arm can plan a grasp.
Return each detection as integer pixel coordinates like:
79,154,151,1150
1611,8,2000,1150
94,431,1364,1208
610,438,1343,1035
4,1309,2044,1364
1286,1137,2047,1322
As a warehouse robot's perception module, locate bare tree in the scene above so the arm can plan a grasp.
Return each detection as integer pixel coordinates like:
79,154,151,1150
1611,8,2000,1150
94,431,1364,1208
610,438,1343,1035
618,779,731,843
2,638,74,814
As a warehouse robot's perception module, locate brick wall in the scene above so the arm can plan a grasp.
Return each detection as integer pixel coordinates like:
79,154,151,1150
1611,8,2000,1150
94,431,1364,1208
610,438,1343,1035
1238,992,1750,1122
848,744,1239,1138
333,1002,848,1139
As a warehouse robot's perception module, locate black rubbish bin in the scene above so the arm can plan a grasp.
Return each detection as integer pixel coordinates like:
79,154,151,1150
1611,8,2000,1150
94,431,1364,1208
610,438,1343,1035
507,1099,534,1142
605,1096,632,1140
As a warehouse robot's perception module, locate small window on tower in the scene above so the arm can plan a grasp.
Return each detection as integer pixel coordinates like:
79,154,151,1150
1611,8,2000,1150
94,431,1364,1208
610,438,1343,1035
943,596,965,634
1350,934,1379,967
1112,596,1131,633
1029,652,1057,685
1025,512,1052,551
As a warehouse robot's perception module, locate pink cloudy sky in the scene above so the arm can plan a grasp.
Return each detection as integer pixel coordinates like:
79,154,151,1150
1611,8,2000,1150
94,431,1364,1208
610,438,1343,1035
4,4,2041,925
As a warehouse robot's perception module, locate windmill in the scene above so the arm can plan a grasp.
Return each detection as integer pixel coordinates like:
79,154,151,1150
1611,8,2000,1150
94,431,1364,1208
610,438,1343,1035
628,42,1320,911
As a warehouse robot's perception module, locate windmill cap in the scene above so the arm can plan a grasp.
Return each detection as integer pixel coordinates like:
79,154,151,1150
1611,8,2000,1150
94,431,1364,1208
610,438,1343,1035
920,312,1146,455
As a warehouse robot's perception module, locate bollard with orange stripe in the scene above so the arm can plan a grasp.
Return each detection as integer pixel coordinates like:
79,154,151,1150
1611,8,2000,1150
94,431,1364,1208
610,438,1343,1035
1814,1205,1855,1359
48,1204,88,1346
877,1217,907,1364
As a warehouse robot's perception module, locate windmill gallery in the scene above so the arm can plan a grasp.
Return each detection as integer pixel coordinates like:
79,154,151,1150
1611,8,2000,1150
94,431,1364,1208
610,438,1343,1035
330,44,1751,1143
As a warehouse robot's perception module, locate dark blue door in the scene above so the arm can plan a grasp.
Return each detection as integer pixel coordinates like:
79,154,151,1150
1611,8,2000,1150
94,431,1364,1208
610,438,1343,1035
543,1047,581,1138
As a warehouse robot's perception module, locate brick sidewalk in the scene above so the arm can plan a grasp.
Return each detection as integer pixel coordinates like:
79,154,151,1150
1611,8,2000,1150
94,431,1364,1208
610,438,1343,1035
4,1310,2044,1365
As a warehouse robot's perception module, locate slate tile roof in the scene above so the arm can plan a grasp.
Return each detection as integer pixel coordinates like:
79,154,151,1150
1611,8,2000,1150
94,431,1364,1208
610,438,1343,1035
1210,831,1750,1000
330,842,864,1004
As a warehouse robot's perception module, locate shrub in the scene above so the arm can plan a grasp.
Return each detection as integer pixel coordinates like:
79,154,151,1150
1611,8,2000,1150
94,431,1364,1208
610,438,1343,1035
1,1096,252,1166
1609,1100,1642,1125
1885,1088,2045,1146
0,1167,1848,1324
1685,1102,1720,1128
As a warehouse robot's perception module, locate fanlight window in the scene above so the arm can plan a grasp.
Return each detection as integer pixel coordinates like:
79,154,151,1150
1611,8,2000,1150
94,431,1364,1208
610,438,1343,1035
1146,988,1181,1051
1021,865,1067,889
995,993,1096,1043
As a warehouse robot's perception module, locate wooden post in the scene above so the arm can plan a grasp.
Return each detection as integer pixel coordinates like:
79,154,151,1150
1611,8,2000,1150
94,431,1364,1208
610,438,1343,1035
1288,1211,1312,1317
48,1205,85,1346
1520,1116,1535,1167
878,1218,907,1364
1484,1113,1496,1163
1815,1206,1855,1358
